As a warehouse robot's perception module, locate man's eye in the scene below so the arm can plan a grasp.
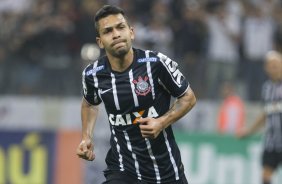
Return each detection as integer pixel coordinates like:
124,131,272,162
103,30,110,34
103,28,112,34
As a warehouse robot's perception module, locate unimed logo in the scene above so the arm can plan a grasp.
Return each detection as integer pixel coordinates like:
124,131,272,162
179,143,262,184
0,133,51,184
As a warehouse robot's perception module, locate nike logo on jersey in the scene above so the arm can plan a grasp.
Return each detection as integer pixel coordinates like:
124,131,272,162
99,88,113,94
109,106,158,126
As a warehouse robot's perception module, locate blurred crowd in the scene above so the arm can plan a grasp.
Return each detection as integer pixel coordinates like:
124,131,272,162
0,0,282,101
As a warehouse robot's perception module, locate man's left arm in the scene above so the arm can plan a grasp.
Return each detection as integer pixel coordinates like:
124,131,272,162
139,87,196,138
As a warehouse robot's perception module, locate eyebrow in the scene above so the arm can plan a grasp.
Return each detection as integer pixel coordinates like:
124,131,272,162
102,21,127,31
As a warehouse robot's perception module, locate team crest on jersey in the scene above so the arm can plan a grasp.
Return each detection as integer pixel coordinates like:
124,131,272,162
132,76,151,96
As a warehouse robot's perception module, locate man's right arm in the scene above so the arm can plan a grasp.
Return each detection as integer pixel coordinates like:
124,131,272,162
76,98,99,161
237,113,266,138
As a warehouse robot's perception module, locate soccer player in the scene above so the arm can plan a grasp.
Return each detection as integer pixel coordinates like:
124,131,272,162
76,5,196,184
238,50,282,184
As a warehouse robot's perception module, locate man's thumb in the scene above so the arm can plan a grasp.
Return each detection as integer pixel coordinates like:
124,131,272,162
137,117,149,124
81,140,88,152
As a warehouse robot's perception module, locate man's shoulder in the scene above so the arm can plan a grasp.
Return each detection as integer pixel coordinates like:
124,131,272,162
135,48,174,62
83,56,107,77
262,80,275,88
134,47,160,56
134,48,160,63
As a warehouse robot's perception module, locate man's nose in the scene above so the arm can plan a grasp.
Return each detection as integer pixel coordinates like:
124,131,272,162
112,28,120,38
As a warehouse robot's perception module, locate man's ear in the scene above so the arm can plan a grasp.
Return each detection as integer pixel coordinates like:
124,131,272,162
96,37,104,49
130,26,135,40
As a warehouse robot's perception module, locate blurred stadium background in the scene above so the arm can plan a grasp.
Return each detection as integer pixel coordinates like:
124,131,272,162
0,0,282,183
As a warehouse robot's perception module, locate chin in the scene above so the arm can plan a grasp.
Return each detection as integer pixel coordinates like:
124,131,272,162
115,48,129,57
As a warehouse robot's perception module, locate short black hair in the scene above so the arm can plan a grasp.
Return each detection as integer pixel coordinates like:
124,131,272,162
94,5,126,36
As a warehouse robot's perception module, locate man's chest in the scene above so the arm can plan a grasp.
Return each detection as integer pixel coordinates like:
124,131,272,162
96,66,160,113
263,84,282,115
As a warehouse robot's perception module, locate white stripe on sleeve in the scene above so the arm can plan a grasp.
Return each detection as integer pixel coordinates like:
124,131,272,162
93,60,99,88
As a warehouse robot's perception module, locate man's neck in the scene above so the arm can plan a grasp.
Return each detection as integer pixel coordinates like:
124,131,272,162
107,48,134,72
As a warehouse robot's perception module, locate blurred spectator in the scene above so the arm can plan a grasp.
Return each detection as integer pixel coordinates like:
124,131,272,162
241,1,274,101
174,3,208,98
134,0,173,56
75,0,101,46
0,45,8,92
0,0,282,99
205,1,241,99
144,16,174,56
217,81,245,135
272,2,282,53
0,0,33,14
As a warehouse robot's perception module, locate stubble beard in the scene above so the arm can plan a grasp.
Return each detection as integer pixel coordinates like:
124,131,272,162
111,45,131,58
114,48,128,57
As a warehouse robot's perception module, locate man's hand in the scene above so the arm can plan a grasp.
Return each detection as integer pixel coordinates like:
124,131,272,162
139,117,164,139
76,138,95,161
236,128,250,139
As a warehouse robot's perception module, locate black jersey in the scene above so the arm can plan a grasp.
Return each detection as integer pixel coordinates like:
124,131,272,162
262,80,282,152
82,48,189,183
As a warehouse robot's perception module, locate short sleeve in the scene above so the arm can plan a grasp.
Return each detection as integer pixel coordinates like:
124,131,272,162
82,66,102,105
157,52,189,97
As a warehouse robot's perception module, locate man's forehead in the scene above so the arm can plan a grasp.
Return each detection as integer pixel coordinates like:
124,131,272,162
99,14,127,29
266,56,282,65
